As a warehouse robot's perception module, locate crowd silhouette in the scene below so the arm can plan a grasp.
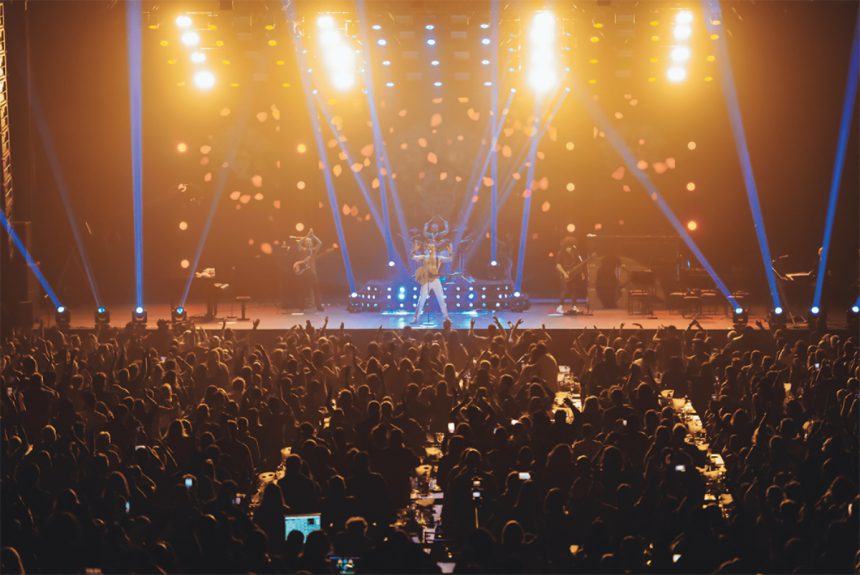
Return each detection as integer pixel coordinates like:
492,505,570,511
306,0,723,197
1,316,857,573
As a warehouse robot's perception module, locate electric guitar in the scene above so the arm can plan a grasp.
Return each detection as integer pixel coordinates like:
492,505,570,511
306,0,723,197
293,245,338,275
557,255,594,282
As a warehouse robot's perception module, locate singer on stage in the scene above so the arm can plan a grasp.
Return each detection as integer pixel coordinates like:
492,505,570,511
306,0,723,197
412,242,450,324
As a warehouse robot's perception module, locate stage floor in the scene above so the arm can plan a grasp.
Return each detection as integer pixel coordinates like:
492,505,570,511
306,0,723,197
49,301,769,331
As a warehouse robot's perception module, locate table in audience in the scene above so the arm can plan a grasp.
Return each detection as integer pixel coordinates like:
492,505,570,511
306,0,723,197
250,370,733,557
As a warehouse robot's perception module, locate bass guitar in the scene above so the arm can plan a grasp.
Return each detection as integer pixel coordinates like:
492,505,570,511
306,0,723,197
293,245,338,275
557,255,594,281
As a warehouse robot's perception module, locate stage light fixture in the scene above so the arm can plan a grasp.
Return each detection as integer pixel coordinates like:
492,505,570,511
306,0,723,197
181,31,200,47
56,306,71,329
377,38,387,46
425,24,434,31
433,81,443,87
426,38,436,46
768,307,786,328
317,15,356,91
190,51,206,64
171,305,188,323
509,292,530,312
847,306,859,333
667,66,687,83
732,307,748,327
95,306,111,326
193,70,216,90
673,25,692,40
382,60,391,66
387,260,396,267
671,46,691,62
807,306,826,331
431,59,440,66
490,260,498,266
527,11,558,95
481,38,491,45
175,15,192,29
347,291,361,313
132,306,148,325
676,10,694,24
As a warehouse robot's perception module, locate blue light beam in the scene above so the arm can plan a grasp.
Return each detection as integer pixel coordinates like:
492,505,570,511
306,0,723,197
514,102,545,292
462,86,569,266
813,12,860,309
0,211,63,308
28,93,102,307
490,0,500,262
704,0,780,309
179,114,249,306
454,88,516,248
126,0,144,309
287,3,356,292
357,0,412,263
574,81,738,307
313,92,408,274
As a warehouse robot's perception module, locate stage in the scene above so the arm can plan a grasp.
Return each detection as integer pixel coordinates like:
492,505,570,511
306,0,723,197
48,300,784,332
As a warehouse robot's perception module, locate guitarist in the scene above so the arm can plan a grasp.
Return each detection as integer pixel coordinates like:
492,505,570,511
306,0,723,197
555,236,587,314
291,229,324,311
412,242,450,324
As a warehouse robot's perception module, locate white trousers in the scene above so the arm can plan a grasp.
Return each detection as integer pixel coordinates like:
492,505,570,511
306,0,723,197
415,278,448,317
